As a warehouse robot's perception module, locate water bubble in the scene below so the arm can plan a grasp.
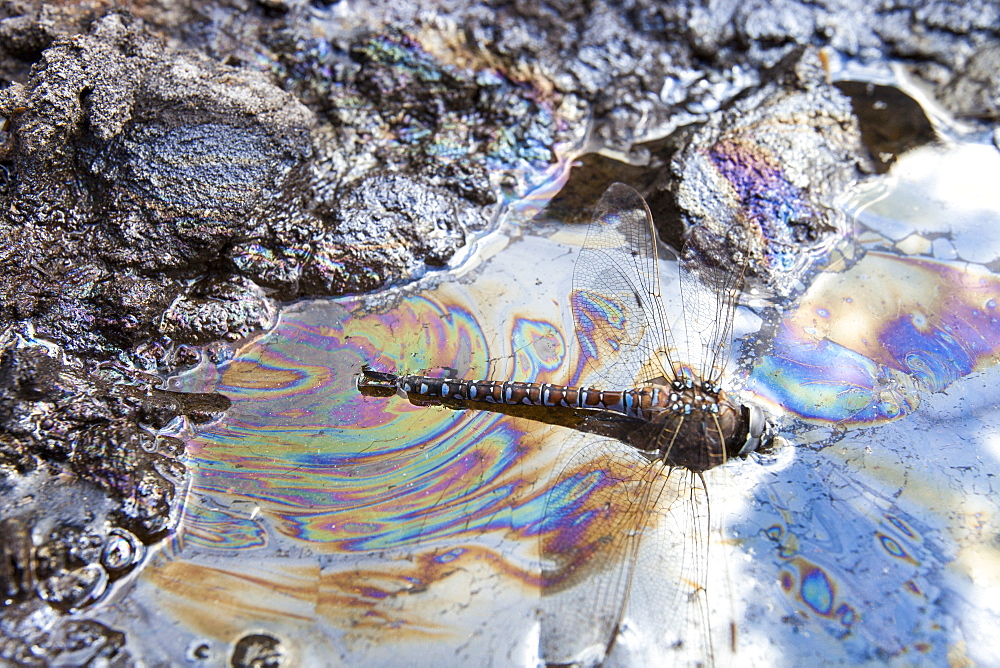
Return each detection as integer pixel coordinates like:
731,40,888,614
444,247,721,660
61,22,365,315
101,528,146,573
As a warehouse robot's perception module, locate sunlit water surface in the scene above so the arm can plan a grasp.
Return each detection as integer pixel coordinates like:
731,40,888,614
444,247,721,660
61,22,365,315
96,138,1000,666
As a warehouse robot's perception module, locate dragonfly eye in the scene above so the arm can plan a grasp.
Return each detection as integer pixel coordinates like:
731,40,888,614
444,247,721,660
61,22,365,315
739,404,769,455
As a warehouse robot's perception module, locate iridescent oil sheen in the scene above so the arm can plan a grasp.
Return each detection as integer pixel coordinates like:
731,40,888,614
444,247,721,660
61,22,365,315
708,138,823,272
729,140,1000,666
748,251,1000,424
183,295,548,556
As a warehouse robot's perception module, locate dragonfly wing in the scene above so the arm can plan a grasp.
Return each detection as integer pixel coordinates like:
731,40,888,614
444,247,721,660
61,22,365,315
538,437,710,665
619,468,716,666
572,183,677,388
539,438,658,665
678,244,747,386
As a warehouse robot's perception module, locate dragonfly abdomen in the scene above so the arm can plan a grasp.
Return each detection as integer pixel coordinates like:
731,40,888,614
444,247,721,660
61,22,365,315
359,366,670,419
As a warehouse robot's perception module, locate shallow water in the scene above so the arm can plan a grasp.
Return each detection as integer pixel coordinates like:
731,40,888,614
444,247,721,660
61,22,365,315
92,127,1000,664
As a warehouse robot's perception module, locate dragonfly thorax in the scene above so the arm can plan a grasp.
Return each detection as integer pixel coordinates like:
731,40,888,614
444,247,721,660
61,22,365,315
640,381,750,472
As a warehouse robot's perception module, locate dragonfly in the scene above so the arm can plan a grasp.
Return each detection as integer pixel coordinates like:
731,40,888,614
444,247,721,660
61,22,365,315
358,182,769,665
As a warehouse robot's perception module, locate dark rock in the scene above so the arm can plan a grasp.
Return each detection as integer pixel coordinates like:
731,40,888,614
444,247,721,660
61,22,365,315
300,171,489,294
0,16,565,365
0,14,317,361
655,48,873,295
0,2,110,83
940,45,1000,121
0,328,229,659
159,275,278,345
0,331,228,600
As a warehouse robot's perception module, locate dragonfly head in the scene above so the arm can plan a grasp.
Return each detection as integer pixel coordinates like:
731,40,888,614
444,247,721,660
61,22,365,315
737,403,771,456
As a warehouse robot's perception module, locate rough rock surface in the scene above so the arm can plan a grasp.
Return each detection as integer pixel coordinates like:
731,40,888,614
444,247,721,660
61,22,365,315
293,0,1000,145
0,14,569,365
0,325,227,663
655,48,874,295
0,14,314,360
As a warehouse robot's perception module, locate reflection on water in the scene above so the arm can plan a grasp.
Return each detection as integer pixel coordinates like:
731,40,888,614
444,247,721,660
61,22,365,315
98,138,1000,665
